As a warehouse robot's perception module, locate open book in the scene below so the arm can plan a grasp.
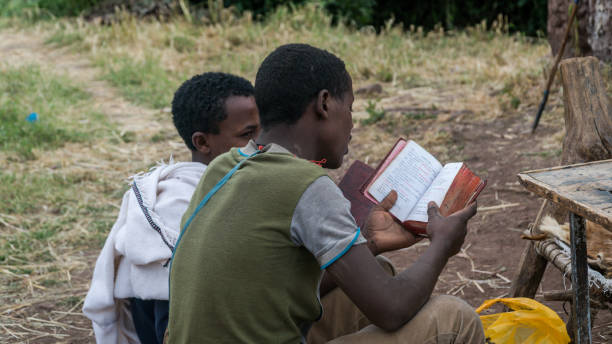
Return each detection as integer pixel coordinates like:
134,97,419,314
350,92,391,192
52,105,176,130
338,139,486,236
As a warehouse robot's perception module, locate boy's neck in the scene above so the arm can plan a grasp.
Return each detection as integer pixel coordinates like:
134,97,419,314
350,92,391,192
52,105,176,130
191,151,211,165
257,126,317,161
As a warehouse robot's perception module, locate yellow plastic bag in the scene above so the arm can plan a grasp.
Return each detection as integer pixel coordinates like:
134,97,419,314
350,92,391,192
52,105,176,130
475,297,570,344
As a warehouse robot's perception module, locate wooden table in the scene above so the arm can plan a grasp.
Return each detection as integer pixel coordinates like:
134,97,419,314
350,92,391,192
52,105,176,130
518,159,612,344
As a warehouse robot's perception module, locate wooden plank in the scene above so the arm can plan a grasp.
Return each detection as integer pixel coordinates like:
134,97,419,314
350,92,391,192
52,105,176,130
569,213,592,344
519,159,612,175
517,160,612,231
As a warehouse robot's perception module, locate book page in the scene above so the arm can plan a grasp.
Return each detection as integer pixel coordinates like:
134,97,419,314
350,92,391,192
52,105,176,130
363,139,407,194
367,141,442,220
406,163,462,222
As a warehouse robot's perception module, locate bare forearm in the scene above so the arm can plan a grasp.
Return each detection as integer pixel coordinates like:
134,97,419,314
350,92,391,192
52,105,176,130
319,241,382,297
381,242,450,328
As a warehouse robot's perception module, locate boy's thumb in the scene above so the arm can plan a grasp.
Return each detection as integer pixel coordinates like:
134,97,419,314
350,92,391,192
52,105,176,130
427,201,441,220
458,201,478,220
378,190,398,211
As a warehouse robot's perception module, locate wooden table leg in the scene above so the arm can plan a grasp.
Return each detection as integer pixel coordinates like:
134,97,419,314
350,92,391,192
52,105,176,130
510,242,548,298
510,200,548,298
569,213,592,343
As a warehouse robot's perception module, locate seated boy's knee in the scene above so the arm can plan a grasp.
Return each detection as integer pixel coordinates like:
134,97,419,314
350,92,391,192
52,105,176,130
427,295,480,324
418,295,484,344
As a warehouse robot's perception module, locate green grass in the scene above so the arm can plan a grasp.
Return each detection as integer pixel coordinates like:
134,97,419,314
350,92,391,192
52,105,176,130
0,171,79,267
0,0,99,18
45,29,84,47
99,55,178,109
361,100,386,125
0,0,40,18
403,112,437,120
0,16,11,28
0,170,117,267
0,65,94,159
0,172,77,215
166,34,197,53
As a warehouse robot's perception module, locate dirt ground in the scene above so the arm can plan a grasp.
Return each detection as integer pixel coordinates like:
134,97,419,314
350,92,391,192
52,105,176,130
1,27,611,342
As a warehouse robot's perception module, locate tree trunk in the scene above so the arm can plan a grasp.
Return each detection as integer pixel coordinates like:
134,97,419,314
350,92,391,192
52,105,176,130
548,0,612,63
547,56,612,224
559,56,612,164
587,0,612,63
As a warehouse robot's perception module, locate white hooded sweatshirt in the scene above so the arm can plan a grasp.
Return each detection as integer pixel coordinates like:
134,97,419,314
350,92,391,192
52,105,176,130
83,162,206,343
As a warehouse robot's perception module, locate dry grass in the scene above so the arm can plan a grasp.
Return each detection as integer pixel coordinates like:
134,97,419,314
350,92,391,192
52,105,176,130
31,4,554,116
0,4,587,341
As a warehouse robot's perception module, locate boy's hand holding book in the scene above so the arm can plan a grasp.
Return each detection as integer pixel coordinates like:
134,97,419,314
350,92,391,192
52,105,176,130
363,190,478,256
339,138,486,237
363,190,420,255
426,201,477,258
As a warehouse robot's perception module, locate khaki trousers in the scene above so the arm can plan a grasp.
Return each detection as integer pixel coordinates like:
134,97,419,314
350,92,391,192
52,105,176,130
308,257,485,344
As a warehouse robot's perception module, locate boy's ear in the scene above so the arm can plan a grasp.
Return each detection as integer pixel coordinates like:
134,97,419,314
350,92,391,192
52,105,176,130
192,132,211,155
315,89,331,120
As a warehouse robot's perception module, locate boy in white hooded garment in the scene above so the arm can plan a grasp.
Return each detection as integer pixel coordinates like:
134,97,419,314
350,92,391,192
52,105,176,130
83,72,261,344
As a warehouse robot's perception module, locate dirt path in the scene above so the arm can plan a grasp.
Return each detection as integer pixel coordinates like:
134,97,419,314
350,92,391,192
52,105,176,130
0,31,158,132
0,30,190,176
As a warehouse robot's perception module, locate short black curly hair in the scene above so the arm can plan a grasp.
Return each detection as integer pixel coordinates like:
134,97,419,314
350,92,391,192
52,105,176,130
254,44,351,129
171,72,254,150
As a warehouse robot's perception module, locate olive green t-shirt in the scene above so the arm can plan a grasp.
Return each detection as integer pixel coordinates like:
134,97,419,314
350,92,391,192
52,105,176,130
168,141,364,343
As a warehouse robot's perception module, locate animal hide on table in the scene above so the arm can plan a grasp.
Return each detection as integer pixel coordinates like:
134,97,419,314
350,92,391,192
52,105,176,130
539,216,612,278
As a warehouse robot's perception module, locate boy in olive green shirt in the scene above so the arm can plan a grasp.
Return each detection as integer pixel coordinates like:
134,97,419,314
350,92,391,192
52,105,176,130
169,44,484,343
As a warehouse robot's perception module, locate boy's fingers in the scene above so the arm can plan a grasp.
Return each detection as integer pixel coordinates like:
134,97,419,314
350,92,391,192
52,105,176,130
378,190,398,211
427,201,441,220
456,201,478,221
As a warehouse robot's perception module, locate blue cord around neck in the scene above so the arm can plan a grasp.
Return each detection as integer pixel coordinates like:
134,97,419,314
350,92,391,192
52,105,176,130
168,149,261,294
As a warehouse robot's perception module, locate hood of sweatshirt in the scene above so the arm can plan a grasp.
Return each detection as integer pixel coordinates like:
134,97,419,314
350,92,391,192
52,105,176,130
116,162,206,265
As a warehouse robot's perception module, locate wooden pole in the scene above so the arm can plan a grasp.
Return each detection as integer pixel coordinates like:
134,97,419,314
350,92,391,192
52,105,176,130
509,200,549,298
569,213,592,343
509,243,548,298
532,0,580,133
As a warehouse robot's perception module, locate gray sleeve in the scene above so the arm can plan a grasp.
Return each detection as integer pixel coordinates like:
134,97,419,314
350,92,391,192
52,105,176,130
290,176,366,269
